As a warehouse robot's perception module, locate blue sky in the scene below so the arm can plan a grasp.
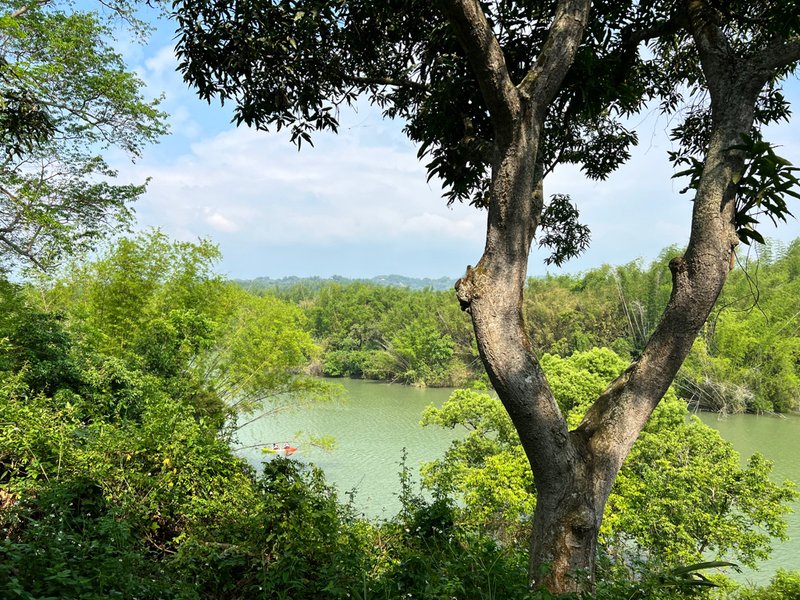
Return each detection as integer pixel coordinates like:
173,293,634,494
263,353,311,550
110,9,800,280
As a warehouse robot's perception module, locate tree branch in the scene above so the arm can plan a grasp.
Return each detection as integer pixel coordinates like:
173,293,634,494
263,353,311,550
9,0,50,19
0,185,20,204
686,0,735,98
0,232,44,269
620,14,684,50
342,74,429,94
752,37,800,74
517,0,591,109
577,0,777,503
440,0,521,134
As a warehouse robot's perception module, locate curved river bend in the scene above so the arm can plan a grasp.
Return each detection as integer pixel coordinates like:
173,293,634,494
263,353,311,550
236,378,799,585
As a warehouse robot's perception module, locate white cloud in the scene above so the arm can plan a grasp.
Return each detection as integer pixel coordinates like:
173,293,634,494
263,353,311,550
203,209,240,233
123,119,487,259
144,44,177,79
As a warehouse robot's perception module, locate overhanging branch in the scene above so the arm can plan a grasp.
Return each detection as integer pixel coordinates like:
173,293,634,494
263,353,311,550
620,14,685,49
752,38,800,74
343,74,429,93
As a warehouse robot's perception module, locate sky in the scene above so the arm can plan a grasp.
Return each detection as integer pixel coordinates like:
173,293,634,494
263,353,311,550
109,9,800,280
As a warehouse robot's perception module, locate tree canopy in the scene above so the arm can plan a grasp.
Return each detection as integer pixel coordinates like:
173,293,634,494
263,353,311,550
174,0,659,263
0,0,166,269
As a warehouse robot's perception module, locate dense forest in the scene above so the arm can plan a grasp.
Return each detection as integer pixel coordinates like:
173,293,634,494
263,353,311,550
2,232,798,598
248,238,800,415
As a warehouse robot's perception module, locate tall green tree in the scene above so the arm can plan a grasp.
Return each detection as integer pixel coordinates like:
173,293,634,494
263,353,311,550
171,0,800,592
0,0,166,269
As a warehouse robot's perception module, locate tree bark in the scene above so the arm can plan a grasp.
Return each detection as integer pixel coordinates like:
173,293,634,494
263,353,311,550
446,0,800,594
446,0,595,591
578,0,800,527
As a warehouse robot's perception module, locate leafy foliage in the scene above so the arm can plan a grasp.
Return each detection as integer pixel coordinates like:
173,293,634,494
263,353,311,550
0,1,166,269
679,239,800,413
301,281,477,386
672,134,800,246
0,271,552,598
39,231,331,426
172,0,647,219
608,411,797,569
651,0,800,254
262,238,800,413
0,235,349,598
538,194,592,267
421,348,797,568
734,570,800,600
730,135,800,246
2,233,798,598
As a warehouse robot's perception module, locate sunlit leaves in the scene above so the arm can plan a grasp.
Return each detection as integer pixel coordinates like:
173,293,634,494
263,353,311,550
0,2,166,268
421,348,797,568
207,287,329,416
610,410,797,569
679,238,800,413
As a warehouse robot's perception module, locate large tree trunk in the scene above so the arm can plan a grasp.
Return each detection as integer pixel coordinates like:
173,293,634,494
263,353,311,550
453,110,606,589
454,98,608,590
448,0,800,594
447,0,605,592
455,90,749,593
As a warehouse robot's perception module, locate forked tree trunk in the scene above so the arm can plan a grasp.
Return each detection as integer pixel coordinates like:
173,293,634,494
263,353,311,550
456,88,753,593
447,0,800,594
454,108,609,590
455,116,610,590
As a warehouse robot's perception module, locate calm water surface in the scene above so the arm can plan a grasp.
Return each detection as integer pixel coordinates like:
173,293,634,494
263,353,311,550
236,378,461,519
695,411,800,583
236,379,799,583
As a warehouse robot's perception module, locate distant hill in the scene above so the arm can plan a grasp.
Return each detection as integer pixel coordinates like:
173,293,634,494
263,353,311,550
235,274,457,292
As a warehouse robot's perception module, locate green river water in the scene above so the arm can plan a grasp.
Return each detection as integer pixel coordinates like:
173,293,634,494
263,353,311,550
236,378,799,585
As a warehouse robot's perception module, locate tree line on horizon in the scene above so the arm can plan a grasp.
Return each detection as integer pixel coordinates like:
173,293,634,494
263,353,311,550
256,238,800,414
237,274,459,293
